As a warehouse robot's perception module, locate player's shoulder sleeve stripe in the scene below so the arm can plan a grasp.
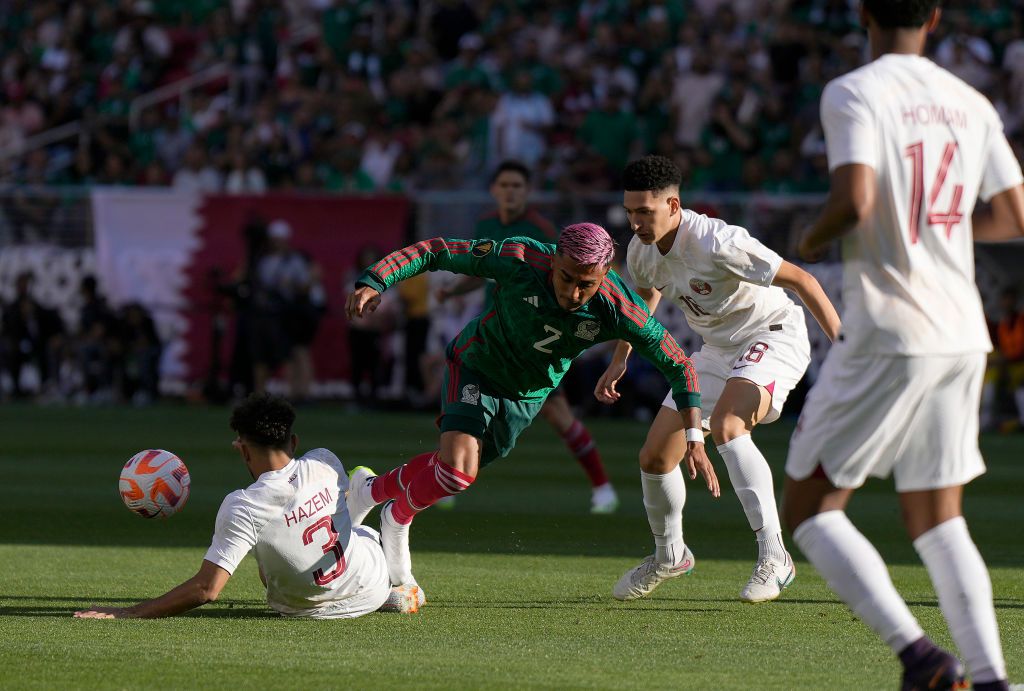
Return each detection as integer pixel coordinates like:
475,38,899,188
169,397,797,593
598,278,648,328
499,240,552,271
374,238,473,279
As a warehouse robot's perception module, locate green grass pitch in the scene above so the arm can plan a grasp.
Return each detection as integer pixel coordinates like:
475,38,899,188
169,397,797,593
0,404,1020,689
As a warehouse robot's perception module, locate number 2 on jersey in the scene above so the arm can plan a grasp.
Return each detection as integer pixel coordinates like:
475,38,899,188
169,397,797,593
533,325,562,353
904,141,964,243
302,515,347,585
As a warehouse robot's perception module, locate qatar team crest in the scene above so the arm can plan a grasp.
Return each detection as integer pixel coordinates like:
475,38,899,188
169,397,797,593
574,320,600,342
472,240,494,257
689,278,712,295
461,384,481,405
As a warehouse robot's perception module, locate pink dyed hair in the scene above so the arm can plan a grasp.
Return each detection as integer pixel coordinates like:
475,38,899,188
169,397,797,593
557,222,616,268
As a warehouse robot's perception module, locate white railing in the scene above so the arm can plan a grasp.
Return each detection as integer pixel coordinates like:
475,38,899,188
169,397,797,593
0,120,86,162
128,63,235,130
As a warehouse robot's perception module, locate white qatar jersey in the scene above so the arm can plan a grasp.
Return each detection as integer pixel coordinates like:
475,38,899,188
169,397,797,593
204,448,389,618
821,53,1023,355
627,210,801,348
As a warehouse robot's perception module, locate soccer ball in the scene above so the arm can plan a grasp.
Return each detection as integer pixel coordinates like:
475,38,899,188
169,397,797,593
119,449,191,519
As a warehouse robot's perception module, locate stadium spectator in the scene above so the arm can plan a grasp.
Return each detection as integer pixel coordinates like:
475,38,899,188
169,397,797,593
75,275,116,401
346,244,396,406
172,143,222,192
224,150,267,194
251,220,323,400
113,301,161,406
1,272,65,399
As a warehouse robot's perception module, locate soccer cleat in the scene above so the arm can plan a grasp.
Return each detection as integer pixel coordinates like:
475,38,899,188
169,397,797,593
378,583,426,614
380,500,415,586
612,548,695,601
434,495,457,510
346,466,379,526
900,648,967,691
590,483,619,514
740,551,796,603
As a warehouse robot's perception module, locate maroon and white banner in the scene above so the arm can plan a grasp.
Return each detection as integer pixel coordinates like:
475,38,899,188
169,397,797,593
92,190,410,389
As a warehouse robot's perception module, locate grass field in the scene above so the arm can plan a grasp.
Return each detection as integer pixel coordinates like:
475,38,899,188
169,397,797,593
0,404,1021,689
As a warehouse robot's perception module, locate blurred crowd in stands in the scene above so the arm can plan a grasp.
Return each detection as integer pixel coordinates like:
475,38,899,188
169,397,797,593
0,270,161,404
2,0,1023,193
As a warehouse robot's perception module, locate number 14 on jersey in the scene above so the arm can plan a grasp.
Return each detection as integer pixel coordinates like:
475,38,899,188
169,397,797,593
904,140,964,244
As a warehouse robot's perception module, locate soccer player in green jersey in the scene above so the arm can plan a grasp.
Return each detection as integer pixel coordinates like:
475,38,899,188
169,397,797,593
345,222,718,591
440,160,619,514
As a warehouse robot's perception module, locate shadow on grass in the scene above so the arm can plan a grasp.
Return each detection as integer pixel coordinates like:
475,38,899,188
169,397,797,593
1,598,275,619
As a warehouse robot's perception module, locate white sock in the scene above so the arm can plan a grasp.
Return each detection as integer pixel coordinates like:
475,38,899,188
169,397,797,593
717,435,786,561
913,517,1006,684
793,510,924,652
640,467,686,566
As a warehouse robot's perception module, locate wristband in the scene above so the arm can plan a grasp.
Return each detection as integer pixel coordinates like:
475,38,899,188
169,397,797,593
685,428,704,443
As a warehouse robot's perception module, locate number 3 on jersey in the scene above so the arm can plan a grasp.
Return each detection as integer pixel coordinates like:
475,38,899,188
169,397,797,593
302,515,347,585
904,141,964,244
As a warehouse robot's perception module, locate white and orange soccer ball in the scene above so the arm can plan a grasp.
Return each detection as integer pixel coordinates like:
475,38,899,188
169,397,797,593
119,449,191,519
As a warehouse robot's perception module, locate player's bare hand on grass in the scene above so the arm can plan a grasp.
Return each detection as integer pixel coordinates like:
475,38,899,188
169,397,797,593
74,606,130,619
594,360,627,404
684,443,720,497
346,286,381,319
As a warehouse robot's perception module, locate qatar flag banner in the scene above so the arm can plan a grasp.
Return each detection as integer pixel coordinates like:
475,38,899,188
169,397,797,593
92,190,410,391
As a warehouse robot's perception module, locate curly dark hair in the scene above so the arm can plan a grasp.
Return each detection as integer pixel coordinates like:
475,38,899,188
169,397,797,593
863,0,938,28
622,155,682,193
230,393,296,450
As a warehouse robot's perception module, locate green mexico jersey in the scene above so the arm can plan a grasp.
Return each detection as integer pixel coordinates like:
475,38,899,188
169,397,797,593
474,208,558,244
356,236,700,409
474,209,558,305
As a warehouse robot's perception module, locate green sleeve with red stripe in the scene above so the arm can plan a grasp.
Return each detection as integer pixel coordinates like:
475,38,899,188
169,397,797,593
356,237,517,293
600,274,702,411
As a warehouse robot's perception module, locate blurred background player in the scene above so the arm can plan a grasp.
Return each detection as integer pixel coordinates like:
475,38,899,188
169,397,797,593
74,393,420,620
598,155,840,603
440,160,619,513
345,224,718,592
981,286,1024,432
783,1,1024,688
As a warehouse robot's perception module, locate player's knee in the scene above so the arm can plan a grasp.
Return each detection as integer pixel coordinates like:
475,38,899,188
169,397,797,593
638,444,677,474
709,412,746,445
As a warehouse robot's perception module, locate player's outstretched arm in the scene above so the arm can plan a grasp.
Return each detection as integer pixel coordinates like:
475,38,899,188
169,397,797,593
771,261,841,342
677,405,720,498
595,286,662,404
73,560,231,619
798,163,876,261
974,185,1024,242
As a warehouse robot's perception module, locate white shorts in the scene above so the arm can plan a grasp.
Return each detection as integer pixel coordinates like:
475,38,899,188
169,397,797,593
662,317,811,430
785,345,987,492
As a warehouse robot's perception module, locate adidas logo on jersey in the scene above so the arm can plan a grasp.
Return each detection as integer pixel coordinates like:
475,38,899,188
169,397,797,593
523,296,539,307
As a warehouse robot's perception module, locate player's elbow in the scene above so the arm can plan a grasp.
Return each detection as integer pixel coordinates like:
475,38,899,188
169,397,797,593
194,579,223,605
845,193,874,226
